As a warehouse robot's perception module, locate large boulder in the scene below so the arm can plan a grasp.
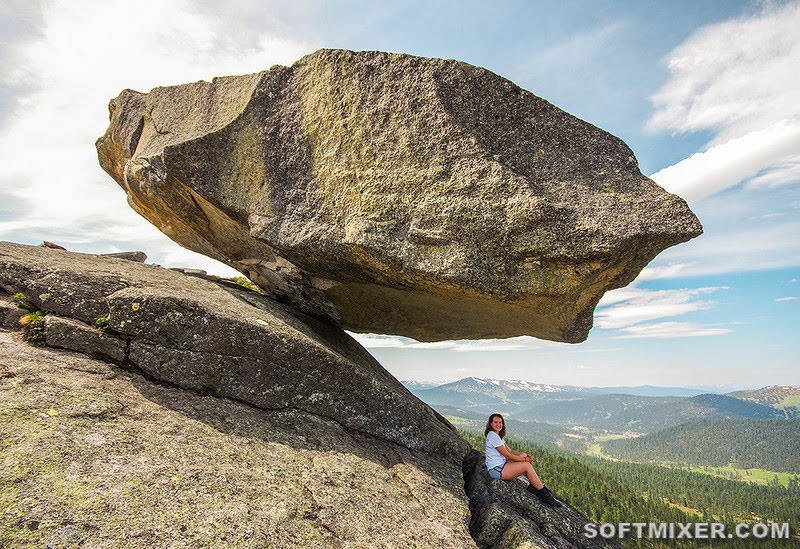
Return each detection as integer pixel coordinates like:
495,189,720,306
0,329,476,548
96,48,702,343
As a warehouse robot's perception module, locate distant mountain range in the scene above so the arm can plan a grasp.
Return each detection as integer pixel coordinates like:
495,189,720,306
403,377,795,433
409,376,564,414
576,385,709,397
515,393,784,432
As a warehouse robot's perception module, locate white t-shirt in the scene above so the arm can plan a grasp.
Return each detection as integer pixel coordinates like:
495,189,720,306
485,431,507,470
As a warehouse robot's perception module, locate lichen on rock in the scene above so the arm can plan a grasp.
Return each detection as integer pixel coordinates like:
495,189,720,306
96,48,702,343
1,242,623,548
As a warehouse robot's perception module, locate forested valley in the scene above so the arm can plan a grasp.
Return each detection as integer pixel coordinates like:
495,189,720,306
602,418,800,472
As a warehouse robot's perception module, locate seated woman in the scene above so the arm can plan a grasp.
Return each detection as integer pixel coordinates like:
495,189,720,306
485,413,561,507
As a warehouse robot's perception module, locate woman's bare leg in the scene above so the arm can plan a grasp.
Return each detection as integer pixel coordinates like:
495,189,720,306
501,462,544,489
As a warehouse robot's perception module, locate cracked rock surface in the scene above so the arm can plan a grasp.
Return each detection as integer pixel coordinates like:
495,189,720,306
1,241,622,548
96,48,702,343
0,331,474,548
0,242,461,456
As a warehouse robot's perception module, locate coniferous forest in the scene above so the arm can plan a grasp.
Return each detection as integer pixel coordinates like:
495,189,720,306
602,418,800,472
460,430,800,548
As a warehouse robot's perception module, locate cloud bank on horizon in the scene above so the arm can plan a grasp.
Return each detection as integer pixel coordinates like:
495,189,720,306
0,1,797,384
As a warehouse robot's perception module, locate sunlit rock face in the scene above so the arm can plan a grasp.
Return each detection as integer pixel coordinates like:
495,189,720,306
96,48,702,343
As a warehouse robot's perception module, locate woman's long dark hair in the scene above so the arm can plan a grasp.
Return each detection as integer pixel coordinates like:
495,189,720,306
484,413,505,438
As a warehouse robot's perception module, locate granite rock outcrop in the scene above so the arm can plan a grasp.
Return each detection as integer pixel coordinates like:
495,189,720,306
96,48,702,343
0,241,459,455
1,241,622,548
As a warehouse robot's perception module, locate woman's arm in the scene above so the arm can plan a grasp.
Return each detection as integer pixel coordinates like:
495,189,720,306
496,444,531,462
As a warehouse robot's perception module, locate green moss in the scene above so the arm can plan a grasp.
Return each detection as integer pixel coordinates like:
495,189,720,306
219,109,267,213
12,293,33,311
224,276,262,294
20,311,45,346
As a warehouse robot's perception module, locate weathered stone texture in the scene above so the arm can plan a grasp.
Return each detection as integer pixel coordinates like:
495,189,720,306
0,331,475,548
0,292,25,329
1,241,623,548
43,315,127,363
96,48,702,343
0,241,460,456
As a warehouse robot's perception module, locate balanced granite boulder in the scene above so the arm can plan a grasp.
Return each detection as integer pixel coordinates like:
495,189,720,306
96,48,702,343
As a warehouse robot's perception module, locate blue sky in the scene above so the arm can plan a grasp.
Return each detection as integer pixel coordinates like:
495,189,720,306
0,0,797,389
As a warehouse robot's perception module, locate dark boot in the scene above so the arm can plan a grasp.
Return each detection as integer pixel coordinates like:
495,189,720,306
527,484,562,507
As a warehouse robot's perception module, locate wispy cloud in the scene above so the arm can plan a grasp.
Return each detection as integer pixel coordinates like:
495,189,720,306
648,3,800,141
636,263,695,281
774,296,798,302
747,154,800,189
616,322,733,339
353,285,731,347
595,286,729,337
650,118,800,201
523,19,630,74
349,333,565,352
0,0,314,272
648,217,800,277
648,2,800,203
347,334,410,348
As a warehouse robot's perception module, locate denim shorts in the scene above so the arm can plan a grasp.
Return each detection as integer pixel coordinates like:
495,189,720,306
487,464,504,480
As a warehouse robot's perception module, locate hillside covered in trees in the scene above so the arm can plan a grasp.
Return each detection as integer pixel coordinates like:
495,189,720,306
515,393,784,432
727,386,800,418
602,418,800,472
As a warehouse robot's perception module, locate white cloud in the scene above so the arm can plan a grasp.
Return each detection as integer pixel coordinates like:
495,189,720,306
648,2,800,140
445,338,563,353
616,322,733,339
774,296,798,302
355,285,731,347
650,118,800,201
568,347,622,354
596,286,727,331
648,218,800,277
648,2,800,203
349,333,565,352
0,0,315,272
636,263,695,281
523,19,630,75
747,154,800,188
348,334,410,348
